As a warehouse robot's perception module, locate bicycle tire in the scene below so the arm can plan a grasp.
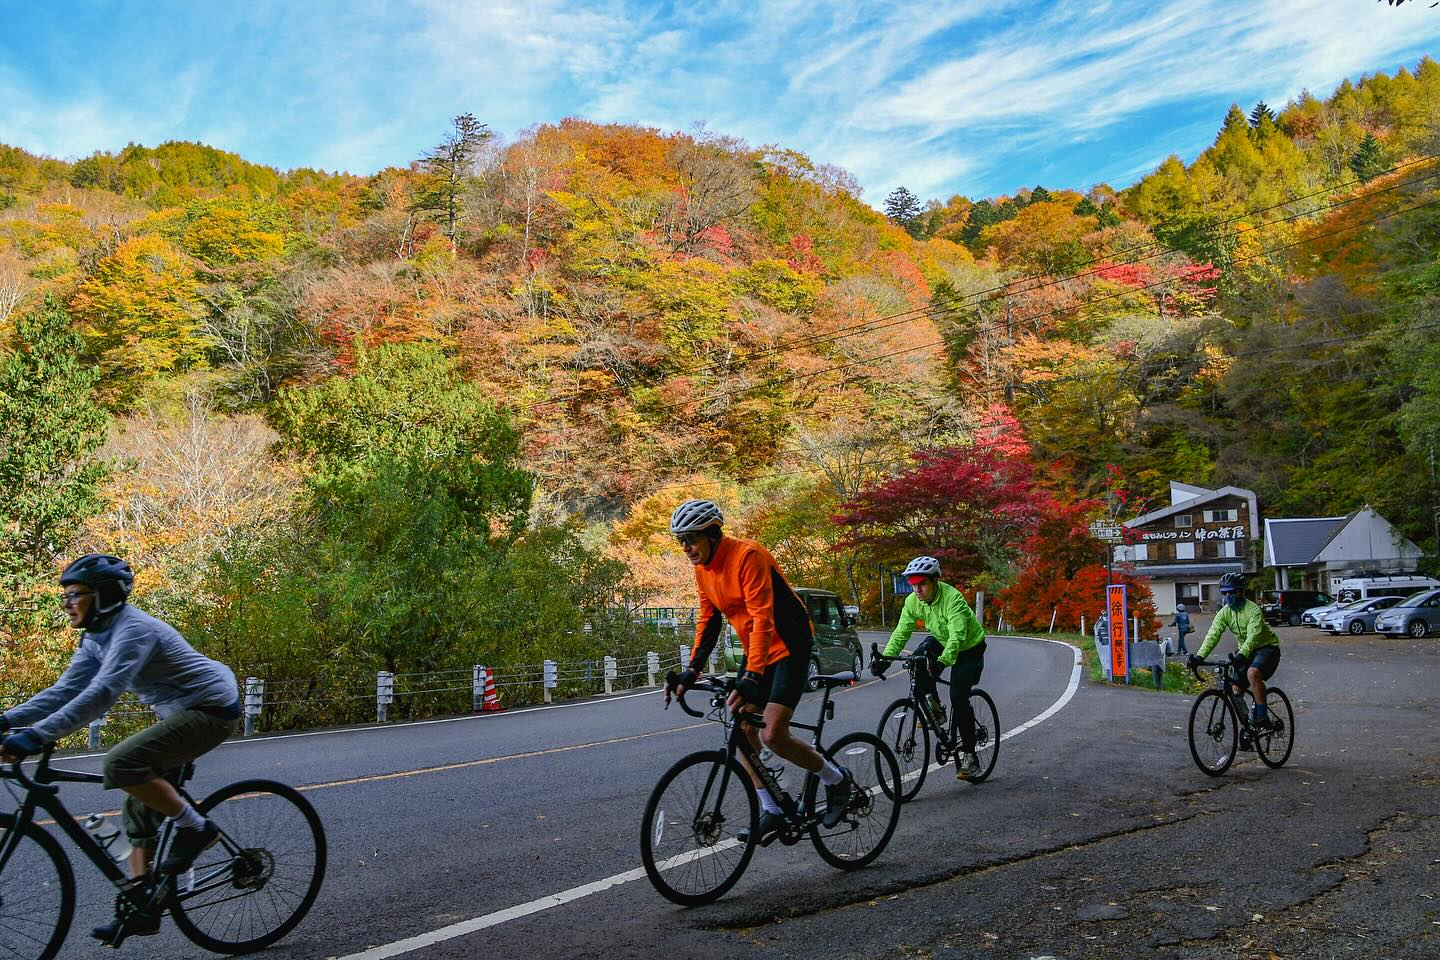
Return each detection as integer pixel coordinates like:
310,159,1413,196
0,814,74,960
806,733,901,870
962,689,1000,783
641,750,757,906
169,779,326,954
877,698,929,801
1255,688,1295,768
1188,690,1238,776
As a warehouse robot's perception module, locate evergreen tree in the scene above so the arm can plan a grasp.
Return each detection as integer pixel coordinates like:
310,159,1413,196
0,297,110,629
1029,185,1052,203
1350,133,1386,182
883,186,924,237
960,199,1001,251
1248,101,1277,128
410,113,492,250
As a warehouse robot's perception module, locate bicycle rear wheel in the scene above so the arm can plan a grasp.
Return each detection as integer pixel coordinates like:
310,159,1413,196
1188,690,1238,776
1255,688,1294,768
961,689,1000,783
641,750,757,906
877,698,929,801
169,779,326,954
0,815,73,960
806,733,901,870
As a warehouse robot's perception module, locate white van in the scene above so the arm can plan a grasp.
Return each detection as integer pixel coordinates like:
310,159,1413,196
1332,575,1440,605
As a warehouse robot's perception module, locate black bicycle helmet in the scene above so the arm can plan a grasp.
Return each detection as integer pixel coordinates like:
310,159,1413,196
59,553,134,624
1217,572,1247,591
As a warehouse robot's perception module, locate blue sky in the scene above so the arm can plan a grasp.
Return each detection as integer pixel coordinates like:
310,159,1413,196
3,1,1439,205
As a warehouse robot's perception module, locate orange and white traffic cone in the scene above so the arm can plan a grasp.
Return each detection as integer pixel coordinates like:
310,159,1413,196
481,667,504,712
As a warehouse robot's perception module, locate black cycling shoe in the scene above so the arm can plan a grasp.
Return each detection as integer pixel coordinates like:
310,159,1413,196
738,810,785,844
159,819,220,874
91,891,161,943
822,767,855,828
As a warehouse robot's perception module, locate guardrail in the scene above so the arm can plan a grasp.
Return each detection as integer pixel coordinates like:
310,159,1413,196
3,647,704,747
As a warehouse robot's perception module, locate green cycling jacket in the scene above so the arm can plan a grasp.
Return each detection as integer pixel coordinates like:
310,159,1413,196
1197,599,1279,659
882,581,985,666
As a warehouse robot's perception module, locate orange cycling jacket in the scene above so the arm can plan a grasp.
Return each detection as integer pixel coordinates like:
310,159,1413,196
689,536,811,673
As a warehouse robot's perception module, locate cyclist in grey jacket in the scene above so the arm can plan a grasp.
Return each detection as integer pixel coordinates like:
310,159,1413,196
0,554,240,942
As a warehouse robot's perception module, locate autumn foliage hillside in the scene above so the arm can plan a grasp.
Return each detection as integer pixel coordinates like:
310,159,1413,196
3,58,1440,701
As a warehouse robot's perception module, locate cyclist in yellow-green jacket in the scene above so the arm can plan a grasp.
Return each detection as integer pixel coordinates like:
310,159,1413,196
870,556,987,779
1189,572,1282,730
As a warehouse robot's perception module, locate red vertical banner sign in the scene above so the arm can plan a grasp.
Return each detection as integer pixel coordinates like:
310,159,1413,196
1106,584,1129,682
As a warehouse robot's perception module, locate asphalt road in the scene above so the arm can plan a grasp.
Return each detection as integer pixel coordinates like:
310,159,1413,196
24,628,1440,960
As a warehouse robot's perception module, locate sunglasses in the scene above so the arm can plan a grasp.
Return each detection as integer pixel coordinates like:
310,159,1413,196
676,533,704,547
61,590,94,606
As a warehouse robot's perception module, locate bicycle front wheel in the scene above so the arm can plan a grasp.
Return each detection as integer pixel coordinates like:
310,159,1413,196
0,815,74,960
641,750,757,906
170,779,327,954
1188,690,1238,776
1255,688,1295,768
963,689,1000,783
877,698,929,801
806,733,901,870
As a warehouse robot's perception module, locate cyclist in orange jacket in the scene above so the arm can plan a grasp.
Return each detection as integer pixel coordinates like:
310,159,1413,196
665,499,854,839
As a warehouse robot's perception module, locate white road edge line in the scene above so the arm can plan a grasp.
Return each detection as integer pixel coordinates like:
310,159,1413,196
59,686,669,760
333,636,1083,960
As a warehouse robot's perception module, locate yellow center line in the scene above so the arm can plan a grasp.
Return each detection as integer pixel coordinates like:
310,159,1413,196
33,720,710,824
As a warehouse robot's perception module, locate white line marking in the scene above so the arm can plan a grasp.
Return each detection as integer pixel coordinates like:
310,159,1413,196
333,635,1083,960
59,687,670,760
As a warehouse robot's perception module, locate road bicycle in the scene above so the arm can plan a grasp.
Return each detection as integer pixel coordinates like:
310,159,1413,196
0,741,326,958
640,670,901,906
871,643,999,800
1186,656,1294,776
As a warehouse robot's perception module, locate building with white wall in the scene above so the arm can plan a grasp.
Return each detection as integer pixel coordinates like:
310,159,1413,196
1264,506,1424,591
1118,481,1261,613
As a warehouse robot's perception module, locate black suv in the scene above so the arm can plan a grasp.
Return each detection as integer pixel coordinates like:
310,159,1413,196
1261,589,1334,626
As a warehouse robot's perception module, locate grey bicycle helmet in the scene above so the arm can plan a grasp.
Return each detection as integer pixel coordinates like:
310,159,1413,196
902,555,942,578
670,499,724,535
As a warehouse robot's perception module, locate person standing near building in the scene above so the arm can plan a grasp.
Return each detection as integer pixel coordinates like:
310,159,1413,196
1171,603,1192,655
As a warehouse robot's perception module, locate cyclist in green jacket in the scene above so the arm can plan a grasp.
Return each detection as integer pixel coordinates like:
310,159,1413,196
1188,572,1281,729
870,556,987,779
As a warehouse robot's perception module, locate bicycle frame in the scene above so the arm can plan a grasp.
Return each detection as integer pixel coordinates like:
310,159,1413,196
880,647,958,749
0,747,130,888
1,746,238,906
678,676,843,832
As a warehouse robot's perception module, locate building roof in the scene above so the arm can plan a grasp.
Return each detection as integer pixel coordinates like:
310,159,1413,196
1264,516,1347,567
1124,484,1261,539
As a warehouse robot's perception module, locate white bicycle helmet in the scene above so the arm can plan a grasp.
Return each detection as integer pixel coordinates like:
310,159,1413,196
670,499,724,535
902,555,941,578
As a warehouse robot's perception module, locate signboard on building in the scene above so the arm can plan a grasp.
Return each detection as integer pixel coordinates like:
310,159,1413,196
1106,584,1128,681
1140,525,1247,542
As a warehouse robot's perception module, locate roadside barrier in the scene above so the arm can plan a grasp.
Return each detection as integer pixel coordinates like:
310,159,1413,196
12,648,695,746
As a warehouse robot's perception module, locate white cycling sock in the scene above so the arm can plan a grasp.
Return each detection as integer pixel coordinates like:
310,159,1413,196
756,788,782,815
818,760,845,786
171,803,205,831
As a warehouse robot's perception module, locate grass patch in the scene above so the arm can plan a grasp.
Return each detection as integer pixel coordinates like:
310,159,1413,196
992,629,1205,695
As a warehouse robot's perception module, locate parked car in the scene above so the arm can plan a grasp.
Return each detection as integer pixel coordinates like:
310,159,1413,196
1261,589,1334,626
1373,589,1440,638
1300,599,1347,627
1320,595,1404,635
722,587,864,688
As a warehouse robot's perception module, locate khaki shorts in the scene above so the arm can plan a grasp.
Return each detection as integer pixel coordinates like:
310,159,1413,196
103,706,236,847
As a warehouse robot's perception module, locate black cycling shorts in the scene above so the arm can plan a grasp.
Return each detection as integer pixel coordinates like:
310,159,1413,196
1233,645,1281,684
751,642,813,711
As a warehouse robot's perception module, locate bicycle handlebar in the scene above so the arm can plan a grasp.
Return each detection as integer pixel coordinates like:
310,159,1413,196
664,672,764,727
0,740,56,790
